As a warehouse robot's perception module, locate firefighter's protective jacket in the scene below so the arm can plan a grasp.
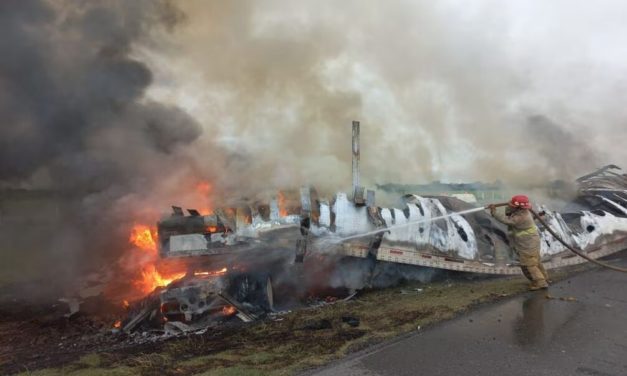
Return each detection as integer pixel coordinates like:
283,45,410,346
491,208,541,254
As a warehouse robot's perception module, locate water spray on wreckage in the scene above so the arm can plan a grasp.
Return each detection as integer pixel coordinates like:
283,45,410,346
119,122,627,335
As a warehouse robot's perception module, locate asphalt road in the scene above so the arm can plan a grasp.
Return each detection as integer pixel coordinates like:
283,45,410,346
310,254,627,376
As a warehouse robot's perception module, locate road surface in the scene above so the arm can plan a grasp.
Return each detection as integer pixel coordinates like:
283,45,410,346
310,254,627,376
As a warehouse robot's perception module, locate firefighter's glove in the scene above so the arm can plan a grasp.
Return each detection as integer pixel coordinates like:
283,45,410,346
487,204,496,216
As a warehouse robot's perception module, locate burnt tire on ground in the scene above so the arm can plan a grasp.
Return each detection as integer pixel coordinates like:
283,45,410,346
227,273,274,312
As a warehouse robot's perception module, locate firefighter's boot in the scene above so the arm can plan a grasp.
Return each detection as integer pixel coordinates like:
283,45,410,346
526,265,549,290
538,262,551,284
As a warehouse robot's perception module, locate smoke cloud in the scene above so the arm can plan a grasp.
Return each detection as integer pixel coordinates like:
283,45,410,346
0,0,212,289
1,1,626,294
145,0,625,190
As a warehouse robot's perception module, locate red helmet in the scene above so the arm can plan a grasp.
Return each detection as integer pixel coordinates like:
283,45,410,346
509,195,531,209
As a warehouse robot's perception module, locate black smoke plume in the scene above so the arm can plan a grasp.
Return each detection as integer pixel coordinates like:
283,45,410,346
0,0,203,293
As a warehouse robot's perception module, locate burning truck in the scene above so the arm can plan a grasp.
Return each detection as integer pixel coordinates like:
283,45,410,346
119,123,627,333
123,163,627,334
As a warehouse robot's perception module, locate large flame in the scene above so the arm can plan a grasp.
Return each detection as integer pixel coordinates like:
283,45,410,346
135,264,186,295
129,224,186,295
118,180,216,299
129,224,158,255
196,181,214,215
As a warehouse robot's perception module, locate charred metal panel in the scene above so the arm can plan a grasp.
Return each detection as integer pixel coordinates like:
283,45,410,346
215,208,235,232
319,201,331,227
333,193,373,236
157,166,627,275
575,211,627,249
170,234,208,254
572,165,627,216
367,206,386,228
378,196,478,260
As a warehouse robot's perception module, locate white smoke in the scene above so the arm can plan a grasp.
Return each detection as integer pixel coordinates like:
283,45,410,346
142,0,627,192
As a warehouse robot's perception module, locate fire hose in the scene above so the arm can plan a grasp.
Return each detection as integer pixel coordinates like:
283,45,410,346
488,203,627,273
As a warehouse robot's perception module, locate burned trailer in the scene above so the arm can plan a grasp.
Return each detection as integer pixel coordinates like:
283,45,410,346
153,166,627,323
323,168,627,275
570,164,627,216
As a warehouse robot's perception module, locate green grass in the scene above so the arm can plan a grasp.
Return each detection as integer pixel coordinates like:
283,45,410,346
17,365,139,376
15,264,586,376
194,367,270,376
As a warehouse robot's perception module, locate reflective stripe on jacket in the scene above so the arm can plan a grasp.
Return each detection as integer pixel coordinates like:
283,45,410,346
512,226,538,237
492,208,541,254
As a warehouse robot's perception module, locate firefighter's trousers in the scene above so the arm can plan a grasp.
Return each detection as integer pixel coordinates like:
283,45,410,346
518,248,549,289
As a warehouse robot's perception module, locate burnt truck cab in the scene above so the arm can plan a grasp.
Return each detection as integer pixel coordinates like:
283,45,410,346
157,207,238,258
155,199,304,321
157,198,304,260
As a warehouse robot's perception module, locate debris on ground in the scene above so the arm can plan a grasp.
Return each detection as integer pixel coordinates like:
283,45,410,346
58,298,81,318
302,319,333,331
400,288,424,295
341,316,360,327
544,294,578,302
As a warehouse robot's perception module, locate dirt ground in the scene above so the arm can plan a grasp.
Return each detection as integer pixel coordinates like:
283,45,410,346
0,264,588,376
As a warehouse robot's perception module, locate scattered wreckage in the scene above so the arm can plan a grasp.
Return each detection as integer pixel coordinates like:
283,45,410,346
118,164,627,335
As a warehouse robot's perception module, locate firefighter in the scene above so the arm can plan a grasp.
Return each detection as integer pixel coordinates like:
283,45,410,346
488,195,549,290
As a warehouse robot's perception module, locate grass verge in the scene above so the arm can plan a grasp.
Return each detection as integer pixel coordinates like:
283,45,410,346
17,266,584,376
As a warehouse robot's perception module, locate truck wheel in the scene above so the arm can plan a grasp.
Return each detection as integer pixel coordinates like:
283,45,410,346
228,273,274,312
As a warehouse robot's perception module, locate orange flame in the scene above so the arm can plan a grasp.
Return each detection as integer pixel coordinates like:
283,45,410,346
129,224,157,255
277,191,288,217
134,264,186,295
113,320,122,329
196,181,212,195
193,267,227,277
196,181,214,215
127,223,186,295
117,180,217,301
222,305,237,316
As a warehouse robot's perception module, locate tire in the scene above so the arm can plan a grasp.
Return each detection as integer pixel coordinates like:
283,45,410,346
228,273,274,312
